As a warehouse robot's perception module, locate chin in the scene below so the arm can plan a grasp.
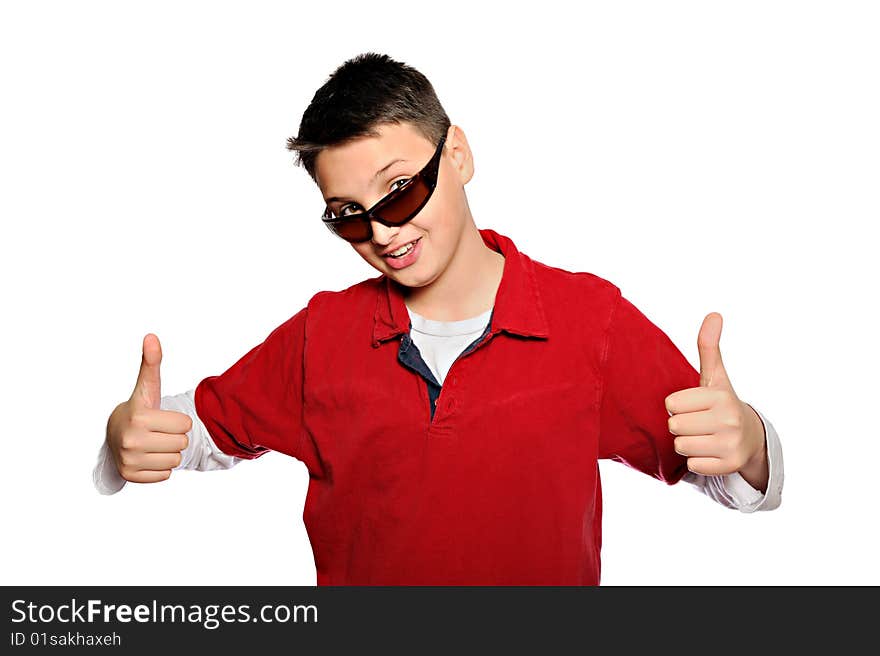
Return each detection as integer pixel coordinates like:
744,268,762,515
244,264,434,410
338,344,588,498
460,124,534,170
395,268,441,290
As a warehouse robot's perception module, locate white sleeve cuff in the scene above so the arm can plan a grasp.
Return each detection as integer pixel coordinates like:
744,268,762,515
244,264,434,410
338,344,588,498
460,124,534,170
720,470,764,507
162,389,242,472
93,439,127,496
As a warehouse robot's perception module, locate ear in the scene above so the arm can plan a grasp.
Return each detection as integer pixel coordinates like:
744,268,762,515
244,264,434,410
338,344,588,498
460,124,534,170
446,124,474,185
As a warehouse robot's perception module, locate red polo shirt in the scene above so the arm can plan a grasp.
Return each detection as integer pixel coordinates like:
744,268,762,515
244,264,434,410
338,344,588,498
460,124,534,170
195,228,700,585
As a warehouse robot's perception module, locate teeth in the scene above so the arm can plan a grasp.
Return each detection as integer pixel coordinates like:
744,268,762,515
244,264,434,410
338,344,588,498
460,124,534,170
388,240,416,257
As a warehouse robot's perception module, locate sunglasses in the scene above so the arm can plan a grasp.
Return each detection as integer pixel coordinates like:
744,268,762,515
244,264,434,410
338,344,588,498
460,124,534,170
321,136,446,243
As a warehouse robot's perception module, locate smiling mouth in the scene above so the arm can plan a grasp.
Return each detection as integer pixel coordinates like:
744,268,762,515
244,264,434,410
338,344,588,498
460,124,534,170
383,237,421,258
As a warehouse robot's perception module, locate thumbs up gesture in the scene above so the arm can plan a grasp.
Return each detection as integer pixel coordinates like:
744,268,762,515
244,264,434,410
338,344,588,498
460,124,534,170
664,313,768,489
105,334,193,484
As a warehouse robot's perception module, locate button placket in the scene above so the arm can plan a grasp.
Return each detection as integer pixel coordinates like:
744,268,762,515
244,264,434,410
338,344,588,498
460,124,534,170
426,322,497,433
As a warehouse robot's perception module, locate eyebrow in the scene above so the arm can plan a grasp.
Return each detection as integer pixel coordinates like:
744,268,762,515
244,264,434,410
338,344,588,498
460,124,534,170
324,158,409,204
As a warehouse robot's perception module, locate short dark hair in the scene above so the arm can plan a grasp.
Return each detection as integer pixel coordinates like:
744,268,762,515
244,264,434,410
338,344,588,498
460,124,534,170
286,52,451,182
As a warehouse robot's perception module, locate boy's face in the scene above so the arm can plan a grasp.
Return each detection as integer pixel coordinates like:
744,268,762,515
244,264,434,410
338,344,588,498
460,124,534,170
313,121,473,290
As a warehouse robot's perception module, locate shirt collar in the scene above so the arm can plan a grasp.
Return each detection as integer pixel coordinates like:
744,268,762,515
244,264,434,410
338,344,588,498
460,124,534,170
372,227,550,347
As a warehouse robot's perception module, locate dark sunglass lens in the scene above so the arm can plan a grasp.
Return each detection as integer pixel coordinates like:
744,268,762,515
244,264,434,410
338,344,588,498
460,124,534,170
375,177,431,225
337,219,371,243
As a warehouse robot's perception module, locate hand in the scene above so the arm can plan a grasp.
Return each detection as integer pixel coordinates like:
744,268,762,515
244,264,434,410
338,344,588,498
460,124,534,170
105,334,193,484
664,313,767,487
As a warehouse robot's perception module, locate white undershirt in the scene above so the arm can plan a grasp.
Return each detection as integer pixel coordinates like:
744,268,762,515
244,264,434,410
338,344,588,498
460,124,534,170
93,304,784,514
406,305,493,385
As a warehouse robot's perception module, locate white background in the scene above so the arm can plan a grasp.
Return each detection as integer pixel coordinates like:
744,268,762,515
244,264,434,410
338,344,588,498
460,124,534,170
2,0,877,586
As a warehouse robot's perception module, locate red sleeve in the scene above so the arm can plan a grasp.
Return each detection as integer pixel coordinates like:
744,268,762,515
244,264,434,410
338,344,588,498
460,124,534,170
598,290,700,484
194,306,308,460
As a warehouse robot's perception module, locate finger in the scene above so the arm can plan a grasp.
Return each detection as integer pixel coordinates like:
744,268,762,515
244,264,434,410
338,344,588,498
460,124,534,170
125,470,173,484
132,452,183,471
131,333,162,409
686,457,732,476
665,387,720,415
674,434,720,458
668,409,718,436
142,432,189,453
134,408,193,434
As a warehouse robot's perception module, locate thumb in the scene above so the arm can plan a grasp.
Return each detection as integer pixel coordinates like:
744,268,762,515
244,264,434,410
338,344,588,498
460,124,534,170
697,312,731,389
132,333,162,409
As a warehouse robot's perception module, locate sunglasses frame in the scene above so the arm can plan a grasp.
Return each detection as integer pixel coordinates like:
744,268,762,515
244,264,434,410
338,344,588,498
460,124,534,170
321,135,447,243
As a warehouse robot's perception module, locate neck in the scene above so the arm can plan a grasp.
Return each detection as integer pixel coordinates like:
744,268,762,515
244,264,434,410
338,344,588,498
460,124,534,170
403,223,505,322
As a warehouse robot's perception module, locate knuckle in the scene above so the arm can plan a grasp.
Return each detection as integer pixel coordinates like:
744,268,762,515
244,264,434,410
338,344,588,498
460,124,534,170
722,414,742,429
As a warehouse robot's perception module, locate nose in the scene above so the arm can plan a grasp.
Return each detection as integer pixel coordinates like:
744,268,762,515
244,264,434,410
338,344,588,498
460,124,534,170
370,219,399,246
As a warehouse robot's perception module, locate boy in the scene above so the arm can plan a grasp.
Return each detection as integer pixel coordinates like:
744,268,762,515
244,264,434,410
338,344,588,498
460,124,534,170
95,52,783,585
